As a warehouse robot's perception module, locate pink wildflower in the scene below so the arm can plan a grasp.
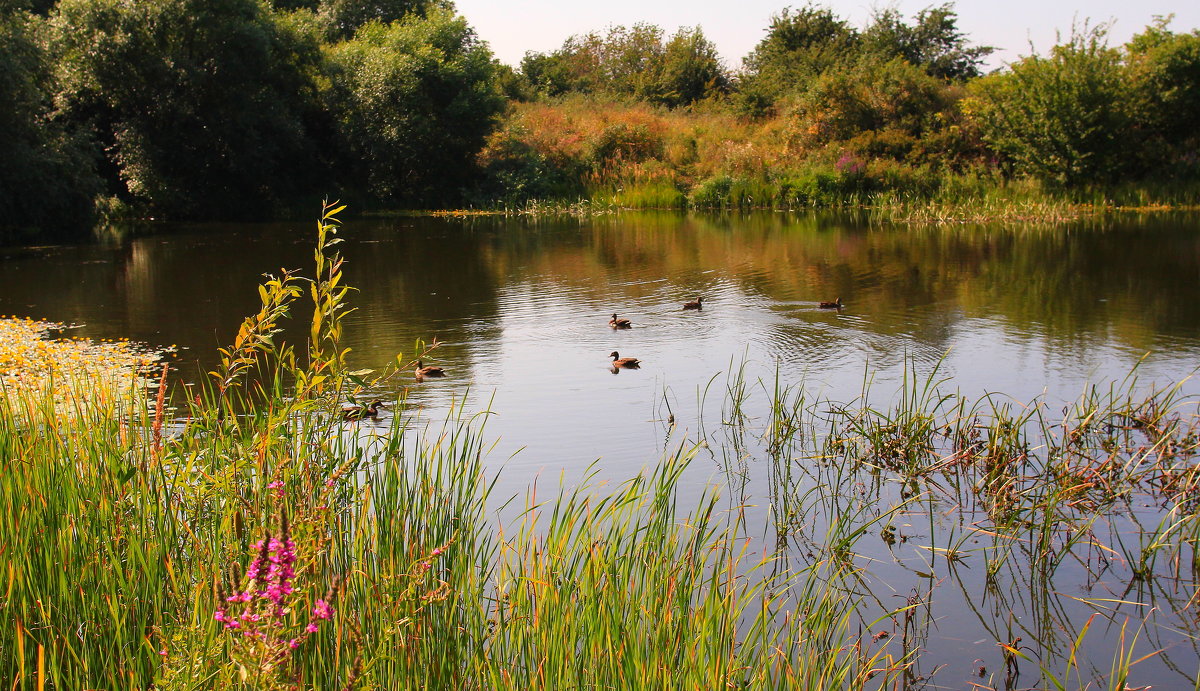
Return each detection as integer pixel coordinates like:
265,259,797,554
306,623,320,633
312,599,333,620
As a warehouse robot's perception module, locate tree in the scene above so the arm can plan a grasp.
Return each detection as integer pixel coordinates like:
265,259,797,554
323,7,504,207
520,50,575,97
1124,18,1200,172
0,10,100,239
518,23,728,107
964,23,1133,186
47,0,326,219
738,4,860,114
602,23,666,100
786,57,961,164
0,0,56,15
318,0,448,40
657,27,729,107
863,4,992,81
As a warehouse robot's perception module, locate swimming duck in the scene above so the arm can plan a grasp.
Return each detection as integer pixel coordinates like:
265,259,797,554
416,360,445,377
682,297,703,310
609,351,641,368
818,297,843,309
609,313,632,329
342,400,385,421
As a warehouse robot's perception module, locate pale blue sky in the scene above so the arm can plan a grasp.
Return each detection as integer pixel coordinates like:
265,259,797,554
453,0,1200,71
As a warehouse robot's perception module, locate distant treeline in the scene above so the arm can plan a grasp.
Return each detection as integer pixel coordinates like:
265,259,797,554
2,1,1198,240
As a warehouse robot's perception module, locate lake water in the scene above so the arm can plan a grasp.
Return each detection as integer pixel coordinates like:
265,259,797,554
3,211,1199,687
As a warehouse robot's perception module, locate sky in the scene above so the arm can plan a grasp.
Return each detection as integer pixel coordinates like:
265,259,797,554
451,0,1200,71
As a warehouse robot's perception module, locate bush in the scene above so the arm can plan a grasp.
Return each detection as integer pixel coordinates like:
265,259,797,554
588,123,665,169
323,8,504,208
472,136,583,205
964,23,1134,186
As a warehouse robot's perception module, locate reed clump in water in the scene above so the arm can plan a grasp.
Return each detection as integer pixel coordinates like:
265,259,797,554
703,355,1199,687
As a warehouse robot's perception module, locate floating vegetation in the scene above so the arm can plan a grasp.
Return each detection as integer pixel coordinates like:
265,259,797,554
0,315,166,419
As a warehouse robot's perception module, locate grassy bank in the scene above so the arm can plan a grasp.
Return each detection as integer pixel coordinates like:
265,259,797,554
3,206,1198,689
472,98,1200,223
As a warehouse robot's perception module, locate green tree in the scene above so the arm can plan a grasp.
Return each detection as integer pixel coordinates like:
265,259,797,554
657,26,729,107
0,0,56,14
863,4,992,81
603,23,666,100
0,10,100,239
1125,18,1200,174
47,0,326,219
318,0,447,40
323,7,504,207
520,24,668,101
786,57,963,164
965,23,1133,186
520,50,575,97
738,4,860,114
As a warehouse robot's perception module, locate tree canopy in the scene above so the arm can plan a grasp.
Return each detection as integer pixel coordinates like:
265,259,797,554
322,8,504,207
1,1,1197,239
519,23,729,106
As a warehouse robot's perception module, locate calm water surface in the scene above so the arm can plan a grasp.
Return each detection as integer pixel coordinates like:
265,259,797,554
3,211,1199,687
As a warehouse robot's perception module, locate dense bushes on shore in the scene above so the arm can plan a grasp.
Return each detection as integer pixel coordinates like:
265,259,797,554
1,2,1197,239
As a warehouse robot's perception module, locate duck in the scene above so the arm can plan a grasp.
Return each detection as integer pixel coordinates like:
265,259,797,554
682,297,703,310
609,313,632,329
818,297,843,309
415,360,445,377
342,400,385,421
609,351,641,368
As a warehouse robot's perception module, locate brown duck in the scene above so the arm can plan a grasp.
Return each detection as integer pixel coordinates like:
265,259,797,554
416,360,445,377
609,351,641,368
342,400,385,421
682,297,703,310
609,313,632,329
818,297,843,309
